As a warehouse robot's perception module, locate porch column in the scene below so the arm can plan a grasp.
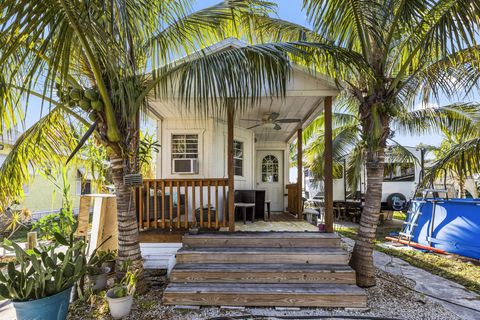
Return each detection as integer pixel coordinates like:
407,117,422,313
324,96,334,232
297,128,303,219
227,100,235,232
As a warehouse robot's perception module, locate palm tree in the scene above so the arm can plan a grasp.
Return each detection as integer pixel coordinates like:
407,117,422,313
303,98,479,198
0,0,292,288
247,0,480,286
425,114,480,197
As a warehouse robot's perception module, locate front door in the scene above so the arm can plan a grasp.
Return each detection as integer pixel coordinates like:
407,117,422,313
256,150,284,211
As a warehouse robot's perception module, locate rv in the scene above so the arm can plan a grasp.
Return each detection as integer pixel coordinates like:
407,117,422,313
305,146,423,211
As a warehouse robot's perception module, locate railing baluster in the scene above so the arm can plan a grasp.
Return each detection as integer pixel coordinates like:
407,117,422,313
199,180,204,228
176,181,181,229
207,180,211,228
215,180,219,228
222,181,227,227
161,180,165,228
169,180,174,229
184,180,189,228
138,185,143,230
146,181,150,229
154,181,158,229
192,180,196,228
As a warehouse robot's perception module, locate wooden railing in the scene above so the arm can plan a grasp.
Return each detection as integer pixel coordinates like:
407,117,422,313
135,178,230,231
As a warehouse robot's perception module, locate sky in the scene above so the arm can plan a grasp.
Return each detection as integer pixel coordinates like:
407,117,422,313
22,0,478,148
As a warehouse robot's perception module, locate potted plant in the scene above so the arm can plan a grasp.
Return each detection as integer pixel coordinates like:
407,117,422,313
86,251,113,292
106,267,137,319
97,249,117,273
0,233,86,320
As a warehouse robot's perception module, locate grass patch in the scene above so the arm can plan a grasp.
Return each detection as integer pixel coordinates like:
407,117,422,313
393,211,407,220
337,226,480,294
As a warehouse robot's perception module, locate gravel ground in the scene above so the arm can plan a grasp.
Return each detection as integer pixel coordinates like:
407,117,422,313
67,268,460,320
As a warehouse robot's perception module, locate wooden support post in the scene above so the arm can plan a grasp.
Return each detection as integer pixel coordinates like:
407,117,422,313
324,96,334,232
227,100,235,232
297,128,303,219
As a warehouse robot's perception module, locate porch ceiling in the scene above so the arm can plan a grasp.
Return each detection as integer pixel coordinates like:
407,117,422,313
237,96,325,142
149,95,325,143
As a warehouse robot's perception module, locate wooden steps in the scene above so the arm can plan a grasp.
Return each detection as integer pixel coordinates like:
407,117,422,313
183,232,341,248
176,247,348,264
164,283,366,308
163,232,367,308
171,263,356,284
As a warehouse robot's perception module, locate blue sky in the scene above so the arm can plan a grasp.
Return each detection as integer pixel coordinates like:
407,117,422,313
23,0,477,147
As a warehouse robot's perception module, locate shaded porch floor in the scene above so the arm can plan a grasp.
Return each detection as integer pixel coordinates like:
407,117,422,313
235,211,318,232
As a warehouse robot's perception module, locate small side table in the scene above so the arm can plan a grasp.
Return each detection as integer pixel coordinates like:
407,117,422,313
264,200,271,221
234,203,256,224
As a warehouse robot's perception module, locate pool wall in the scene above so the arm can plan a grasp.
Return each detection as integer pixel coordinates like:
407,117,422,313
408,198,480,260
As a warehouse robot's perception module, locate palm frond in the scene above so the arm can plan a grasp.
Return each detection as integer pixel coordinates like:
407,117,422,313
394,103,480,137
0,109,78,211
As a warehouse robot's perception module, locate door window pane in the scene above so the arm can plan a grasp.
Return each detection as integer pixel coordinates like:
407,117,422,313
262,155,279,182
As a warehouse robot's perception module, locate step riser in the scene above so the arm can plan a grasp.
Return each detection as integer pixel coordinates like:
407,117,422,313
183,238,340,248
176,253,348,265
171,271,356,284
163,293,367,308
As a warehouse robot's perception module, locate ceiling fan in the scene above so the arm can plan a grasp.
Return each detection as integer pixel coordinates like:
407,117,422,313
242,112,301,130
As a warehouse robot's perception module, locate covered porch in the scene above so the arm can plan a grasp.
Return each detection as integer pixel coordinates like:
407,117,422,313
135,92,337,235
135,100,333,232
136,39,338,235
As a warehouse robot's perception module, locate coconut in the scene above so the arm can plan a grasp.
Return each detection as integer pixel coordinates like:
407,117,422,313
79,99,91,111
88,113,98,122
69,88,83,101
91,100,104,112
84,88,99,101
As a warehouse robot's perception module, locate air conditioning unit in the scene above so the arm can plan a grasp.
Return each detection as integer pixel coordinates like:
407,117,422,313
172,158,198,174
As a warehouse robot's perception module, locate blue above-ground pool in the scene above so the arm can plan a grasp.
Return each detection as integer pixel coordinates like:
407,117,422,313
405,198,480,260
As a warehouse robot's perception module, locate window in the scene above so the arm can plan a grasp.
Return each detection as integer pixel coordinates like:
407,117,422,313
171,134,198,159
233,140,243,176
383,162,415,182
261,155,279,182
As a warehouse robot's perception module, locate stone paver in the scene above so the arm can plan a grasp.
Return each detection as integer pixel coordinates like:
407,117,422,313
343,237,480,320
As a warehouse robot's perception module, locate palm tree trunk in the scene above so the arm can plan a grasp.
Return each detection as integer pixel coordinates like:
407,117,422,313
349,147,385,287
110,153,146,292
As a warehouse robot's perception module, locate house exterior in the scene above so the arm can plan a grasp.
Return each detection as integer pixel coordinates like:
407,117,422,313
136,38,339,233
0,131,90,220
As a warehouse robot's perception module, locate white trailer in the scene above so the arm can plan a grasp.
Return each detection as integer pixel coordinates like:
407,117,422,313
305,146,423,211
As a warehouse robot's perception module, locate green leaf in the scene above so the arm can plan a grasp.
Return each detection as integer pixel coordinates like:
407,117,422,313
53,232,69,246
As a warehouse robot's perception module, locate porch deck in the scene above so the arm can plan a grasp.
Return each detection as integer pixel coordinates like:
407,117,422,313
235,211,318,232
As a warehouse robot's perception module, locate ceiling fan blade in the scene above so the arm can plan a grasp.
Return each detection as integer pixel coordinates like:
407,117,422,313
247,124,263,130
269,112,280,120
274,123,282,130
240,119,262,122
276,118,301,123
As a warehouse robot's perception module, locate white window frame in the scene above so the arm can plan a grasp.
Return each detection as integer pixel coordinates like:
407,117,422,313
170,133,199,174
233,140,244,177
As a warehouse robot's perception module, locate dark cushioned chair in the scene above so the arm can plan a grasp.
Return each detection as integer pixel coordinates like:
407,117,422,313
141,189,185,223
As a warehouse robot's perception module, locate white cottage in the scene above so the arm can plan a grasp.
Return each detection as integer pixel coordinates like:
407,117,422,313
137,39,368,308
137,38,339,232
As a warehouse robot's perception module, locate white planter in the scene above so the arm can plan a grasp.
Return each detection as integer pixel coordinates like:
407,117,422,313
106,291,133,319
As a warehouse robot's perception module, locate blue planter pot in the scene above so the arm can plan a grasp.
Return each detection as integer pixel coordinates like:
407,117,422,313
13,287,72,320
